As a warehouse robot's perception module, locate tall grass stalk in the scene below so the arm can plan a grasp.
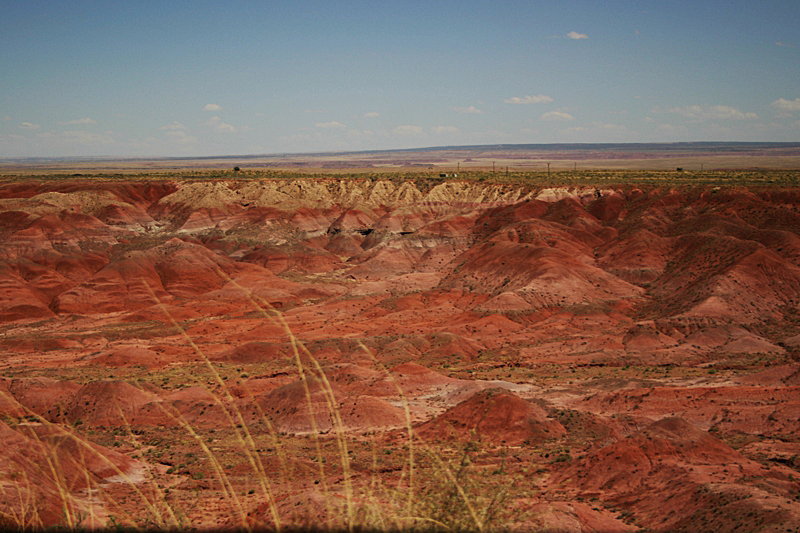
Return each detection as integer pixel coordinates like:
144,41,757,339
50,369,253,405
355,340,415,521
0,386,183,529
0,267,506,531
143,280,280,531
216,270,355,530
215,270,495,532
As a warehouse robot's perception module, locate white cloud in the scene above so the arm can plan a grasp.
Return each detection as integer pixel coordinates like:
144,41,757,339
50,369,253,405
432,126,459,134
566,31,589,39
40,130,117,145
656,123,689,136
58,118,96,126
315,121,346,129
159,121,186,131
771,98,800,112
667,105,758,120
19,122,41,130
541,111,574,121
593,122,626,132
393,125,425,136
206,116,236,133
451,105,483,114
204,104,223,111
364,111,379,118
2,116,11,121
504,94,553,105
775,41,794,48
643,117,655,123
164,130,197,144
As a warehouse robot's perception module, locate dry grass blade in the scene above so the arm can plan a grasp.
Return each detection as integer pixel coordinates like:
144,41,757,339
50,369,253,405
142,278,281,531
213,268,358,531
0,386,182,530
355,340,415,522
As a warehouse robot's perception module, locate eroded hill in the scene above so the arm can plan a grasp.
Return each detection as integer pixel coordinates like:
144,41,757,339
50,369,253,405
0,174,799,531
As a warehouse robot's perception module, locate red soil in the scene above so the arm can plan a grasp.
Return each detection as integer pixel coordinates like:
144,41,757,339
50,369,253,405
1,177,800,530
417,388,565,445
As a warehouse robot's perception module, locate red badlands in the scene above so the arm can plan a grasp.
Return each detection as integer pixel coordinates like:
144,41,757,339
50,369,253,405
0,174,799,531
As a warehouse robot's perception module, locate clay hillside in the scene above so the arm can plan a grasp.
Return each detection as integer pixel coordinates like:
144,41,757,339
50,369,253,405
0,169,799,532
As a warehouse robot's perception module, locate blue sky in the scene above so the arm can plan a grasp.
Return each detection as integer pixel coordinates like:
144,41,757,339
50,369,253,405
1,0,799,157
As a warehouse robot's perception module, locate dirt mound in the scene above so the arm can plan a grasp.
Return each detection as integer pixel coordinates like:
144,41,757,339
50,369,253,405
473,198,550,236
52,251,170,314
323,363,387,394
417,388,565,445
254,376,344,433
622,321,680,351
49,380,163,426
442,240,643,307
329,209,375,231
0,264,57,322
0,420,143,528
335,395,406,430
0,379,27,417
151,238,237,297
375,362,464,396
515,500,636,533
177,206,232,232
157,386,235,428
587,190,627,222
550,417,800,532
6,377,82,415
644,233,800,321
580,385,800,439
95,202,156,229
596,229,673,284
541,196,604,232
92,345,170,369
252,374,405,433
738,363,800,386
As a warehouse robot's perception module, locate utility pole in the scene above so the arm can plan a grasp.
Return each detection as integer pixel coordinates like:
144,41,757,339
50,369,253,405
493,161,496,172
547,162,551,176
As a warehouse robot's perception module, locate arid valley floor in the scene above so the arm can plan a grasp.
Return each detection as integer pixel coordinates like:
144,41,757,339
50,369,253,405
1,149,800,531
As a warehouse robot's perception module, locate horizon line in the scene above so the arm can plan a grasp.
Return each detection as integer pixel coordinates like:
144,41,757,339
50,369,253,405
2,141,800,163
